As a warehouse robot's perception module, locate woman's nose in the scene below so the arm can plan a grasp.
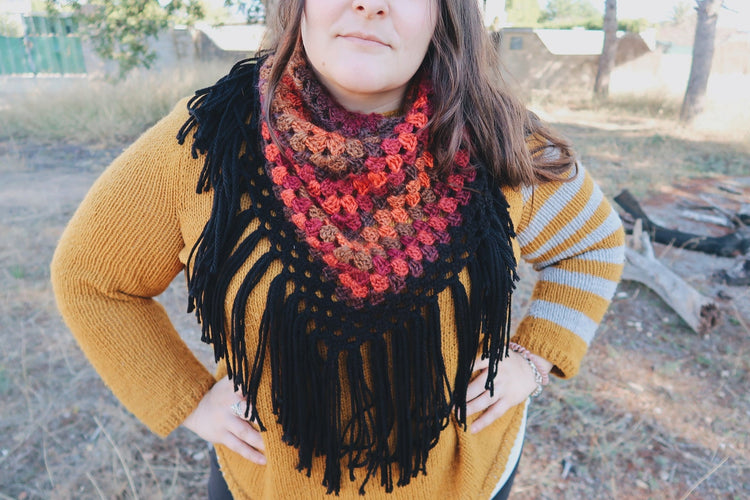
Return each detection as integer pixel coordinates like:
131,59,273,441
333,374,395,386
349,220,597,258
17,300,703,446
352,0,389,18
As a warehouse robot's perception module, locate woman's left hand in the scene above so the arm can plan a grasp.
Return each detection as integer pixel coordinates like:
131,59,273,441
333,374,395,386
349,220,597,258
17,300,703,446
466,350,551,433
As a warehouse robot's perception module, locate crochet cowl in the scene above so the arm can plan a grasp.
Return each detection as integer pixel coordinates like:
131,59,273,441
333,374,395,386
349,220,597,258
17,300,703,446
177,52,519,495
259,53,477,308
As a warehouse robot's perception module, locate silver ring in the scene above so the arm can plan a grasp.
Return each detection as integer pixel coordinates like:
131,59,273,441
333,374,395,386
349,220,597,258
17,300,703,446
231,401,246,419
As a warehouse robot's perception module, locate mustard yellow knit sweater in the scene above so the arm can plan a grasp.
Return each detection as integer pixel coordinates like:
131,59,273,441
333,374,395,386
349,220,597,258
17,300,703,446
51,99,624,499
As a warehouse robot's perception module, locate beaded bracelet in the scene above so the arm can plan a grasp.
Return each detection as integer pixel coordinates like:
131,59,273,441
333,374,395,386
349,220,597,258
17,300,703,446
509,342,550,398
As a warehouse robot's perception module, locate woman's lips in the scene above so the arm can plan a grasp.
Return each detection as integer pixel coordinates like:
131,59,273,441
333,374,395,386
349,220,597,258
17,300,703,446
338,32,390,48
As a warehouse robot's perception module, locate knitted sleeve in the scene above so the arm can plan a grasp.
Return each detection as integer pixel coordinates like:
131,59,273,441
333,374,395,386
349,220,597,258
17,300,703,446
511,163,625,379
50,100,216,437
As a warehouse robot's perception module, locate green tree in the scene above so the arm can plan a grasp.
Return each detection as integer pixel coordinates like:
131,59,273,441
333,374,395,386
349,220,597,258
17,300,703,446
539,0,600,25
671,0,693,23
241,0,266,24
49,0,209,77
618,18,649,33
47,0,274,76
75,0,165,76
506,0,541,26
0,14,24,37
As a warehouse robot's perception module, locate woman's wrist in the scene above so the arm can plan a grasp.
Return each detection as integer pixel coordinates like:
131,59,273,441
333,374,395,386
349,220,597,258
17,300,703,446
528,353,553,377
509,342,552,397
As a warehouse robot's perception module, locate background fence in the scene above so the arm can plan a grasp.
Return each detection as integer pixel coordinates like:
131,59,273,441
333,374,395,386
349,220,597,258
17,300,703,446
0,15,85,75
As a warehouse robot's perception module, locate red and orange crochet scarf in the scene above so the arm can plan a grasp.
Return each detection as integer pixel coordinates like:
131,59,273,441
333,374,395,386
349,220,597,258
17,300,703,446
259,52,477,307
178,52,518,495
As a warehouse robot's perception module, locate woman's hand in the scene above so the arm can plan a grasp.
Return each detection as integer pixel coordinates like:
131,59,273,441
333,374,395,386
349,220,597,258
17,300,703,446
466,351,552,434
182,377,267,465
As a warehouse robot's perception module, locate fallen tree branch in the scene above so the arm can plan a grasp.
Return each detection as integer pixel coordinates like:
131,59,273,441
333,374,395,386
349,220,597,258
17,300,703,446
713,259,750,287
679,210,734,228
739,204,750,224
676,200,747,228
615,190,750,257
622,226,720,334
697,194,749,227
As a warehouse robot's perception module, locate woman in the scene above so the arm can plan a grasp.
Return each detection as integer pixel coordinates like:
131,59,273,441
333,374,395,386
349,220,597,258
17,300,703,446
51,0,625,498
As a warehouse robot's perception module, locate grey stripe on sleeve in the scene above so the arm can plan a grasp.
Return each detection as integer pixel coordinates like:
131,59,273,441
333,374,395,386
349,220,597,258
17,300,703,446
527,299,600,345
574,247,626,264
531,209,623,269
517,167,587,246
522,185,605,261
538,267,620,301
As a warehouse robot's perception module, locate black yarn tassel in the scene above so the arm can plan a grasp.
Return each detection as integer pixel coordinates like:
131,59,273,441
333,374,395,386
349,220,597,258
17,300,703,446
467,175,519,399
451,279,481,427
177,57,275,425
263,293,454,495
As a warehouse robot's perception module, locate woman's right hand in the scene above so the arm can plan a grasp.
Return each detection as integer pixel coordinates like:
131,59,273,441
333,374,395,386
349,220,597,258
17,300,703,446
182,377,267,465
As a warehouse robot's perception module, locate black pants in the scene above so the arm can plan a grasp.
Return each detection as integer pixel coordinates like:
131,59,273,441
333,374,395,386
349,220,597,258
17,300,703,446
208,449,519,500
208,449,234,500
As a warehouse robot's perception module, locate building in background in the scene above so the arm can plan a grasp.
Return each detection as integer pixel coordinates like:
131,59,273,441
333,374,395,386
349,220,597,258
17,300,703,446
497,28,652,95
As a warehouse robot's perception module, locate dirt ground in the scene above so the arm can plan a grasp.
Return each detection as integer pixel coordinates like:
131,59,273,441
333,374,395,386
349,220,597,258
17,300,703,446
1,121,749,499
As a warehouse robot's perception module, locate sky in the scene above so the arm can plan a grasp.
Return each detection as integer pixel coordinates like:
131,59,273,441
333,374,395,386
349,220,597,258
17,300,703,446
582,0,750,28
607,0,687,22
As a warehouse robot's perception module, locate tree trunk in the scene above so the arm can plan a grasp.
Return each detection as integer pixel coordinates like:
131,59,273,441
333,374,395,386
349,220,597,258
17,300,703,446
680,0,721,123
594,0,618,99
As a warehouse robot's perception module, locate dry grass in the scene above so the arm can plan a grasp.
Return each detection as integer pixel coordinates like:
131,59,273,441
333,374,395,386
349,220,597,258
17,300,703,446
0,210,213,498
1,66,749,499
0,62,229,145
526,85,750,199
528,74,750,146
515,281,750,499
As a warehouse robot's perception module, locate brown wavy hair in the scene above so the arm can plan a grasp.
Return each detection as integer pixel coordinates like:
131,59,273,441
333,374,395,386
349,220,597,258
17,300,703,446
261,0,575,187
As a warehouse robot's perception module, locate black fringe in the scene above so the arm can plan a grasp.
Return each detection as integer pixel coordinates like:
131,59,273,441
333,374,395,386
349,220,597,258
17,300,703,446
177,57,269,424
177,56,518,495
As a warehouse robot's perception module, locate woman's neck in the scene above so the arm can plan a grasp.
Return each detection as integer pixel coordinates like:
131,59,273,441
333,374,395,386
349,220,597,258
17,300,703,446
310,66,405,115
